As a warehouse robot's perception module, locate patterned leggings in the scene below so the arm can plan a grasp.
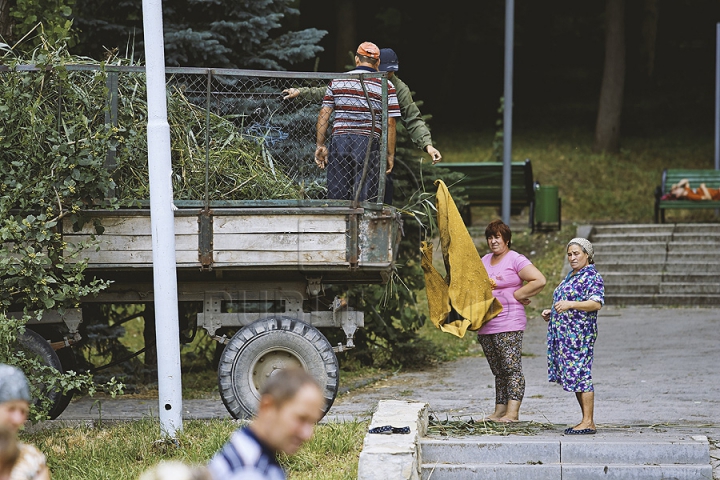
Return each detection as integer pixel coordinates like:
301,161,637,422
478,330,525,405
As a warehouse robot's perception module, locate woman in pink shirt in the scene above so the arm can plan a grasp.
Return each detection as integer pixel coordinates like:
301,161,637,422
479,220,546,422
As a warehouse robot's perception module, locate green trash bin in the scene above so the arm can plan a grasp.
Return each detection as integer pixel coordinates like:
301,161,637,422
534,184,560,231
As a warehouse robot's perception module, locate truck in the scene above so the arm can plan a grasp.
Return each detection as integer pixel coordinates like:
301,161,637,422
5,64,403,419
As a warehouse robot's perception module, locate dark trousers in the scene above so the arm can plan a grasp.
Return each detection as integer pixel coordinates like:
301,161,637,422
327,134,379,202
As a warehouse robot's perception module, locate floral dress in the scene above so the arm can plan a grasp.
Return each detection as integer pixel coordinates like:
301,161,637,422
547,264,605,392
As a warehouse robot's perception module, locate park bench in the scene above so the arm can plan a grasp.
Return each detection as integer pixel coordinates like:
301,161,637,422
440,159,537,228
654,168,720,223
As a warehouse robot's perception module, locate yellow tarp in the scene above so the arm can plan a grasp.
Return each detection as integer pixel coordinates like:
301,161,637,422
421,180,502,338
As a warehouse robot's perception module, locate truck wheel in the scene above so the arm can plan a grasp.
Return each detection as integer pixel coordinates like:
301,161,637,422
217,317,339,420
16,328,74,420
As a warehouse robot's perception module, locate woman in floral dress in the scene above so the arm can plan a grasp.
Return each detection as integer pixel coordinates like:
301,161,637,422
542,238,604,435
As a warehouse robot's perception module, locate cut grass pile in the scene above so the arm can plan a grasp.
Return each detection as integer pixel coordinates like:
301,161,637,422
427,415,555,437
22,418,368,480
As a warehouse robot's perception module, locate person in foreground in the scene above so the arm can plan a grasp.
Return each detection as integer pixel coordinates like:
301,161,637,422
542,238,605,435
0,364,51,480
479,220,546,422
207,368,325,480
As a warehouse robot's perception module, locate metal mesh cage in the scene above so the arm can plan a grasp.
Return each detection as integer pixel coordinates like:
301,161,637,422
1,65,392,206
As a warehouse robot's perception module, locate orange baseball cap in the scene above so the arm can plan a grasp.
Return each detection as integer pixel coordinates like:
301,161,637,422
356,41,380,60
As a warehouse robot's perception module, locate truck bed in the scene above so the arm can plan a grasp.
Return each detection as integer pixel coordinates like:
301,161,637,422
63,205,402,285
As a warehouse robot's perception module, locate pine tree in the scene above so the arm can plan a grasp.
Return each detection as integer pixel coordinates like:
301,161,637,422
72,0,326,69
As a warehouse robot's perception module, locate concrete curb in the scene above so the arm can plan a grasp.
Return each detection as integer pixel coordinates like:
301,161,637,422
357,400,429,480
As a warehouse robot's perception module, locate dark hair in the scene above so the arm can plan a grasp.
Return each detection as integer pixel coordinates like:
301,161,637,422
260,368,322,407
485,219,512,248
355,53,379,66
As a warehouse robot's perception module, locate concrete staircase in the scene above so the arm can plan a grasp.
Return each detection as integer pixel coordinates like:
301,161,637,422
589,224,720,306
420,434,712,479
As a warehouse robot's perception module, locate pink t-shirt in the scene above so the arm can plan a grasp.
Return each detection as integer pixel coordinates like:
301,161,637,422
478,250,532,335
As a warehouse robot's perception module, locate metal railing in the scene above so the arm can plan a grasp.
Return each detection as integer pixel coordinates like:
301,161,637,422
0,64,392,208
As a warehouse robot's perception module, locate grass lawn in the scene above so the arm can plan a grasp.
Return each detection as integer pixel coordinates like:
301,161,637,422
435,127,718,224
22,419,368,480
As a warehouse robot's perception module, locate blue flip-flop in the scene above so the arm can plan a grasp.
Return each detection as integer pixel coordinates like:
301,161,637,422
564,427,597,435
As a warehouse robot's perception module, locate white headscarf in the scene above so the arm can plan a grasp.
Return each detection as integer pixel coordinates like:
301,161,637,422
567,237,594,264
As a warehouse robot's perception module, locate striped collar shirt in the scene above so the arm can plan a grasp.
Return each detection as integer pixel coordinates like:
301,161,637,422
322,67,401,138
208,427,285,480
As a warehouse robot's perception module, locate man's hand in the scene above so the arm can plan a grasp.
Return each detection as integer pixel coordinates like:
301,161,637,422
426,145,442,164
386,153,394,174
282,88,300,100
315,145,328,169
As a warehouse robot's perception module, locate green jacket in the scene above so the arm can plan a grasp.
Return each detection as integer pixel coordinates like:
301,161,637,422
391,74,433,151
298,74,434,150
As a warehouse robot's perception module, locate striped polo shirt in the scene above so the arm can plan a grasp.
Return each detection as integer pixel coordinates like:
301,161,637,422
322,66,401,138
208,427,285,480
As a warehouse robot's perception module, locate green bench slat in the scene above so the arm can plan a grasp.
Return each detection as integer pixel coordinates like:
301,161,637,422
440,160,534,205
655,168,720,223
440,159,537,226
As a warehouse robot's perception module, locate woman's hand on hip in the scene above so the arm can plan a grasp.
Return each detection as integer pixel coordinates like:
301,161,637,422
513,290,531,305
541,309,551,322
553,300,574,313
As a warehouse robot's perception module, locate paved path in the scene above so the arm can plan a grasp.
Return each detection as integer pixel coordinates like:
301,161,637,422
56,306,719,426
53,306,720,473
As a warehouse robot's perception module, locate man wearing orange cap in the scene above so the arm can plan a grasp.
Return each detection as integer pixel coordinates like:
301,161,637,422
314,41,401,202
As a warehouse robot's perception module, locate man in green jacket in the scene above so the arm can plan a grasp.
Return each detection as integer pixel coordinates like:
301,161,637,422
377,48,442,165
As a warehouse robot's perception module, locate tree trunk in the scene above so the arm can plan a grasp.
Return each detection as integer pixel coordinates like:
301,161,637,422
0,0,14,44
594,0,626,154
334,0,356,71
640,0,659,79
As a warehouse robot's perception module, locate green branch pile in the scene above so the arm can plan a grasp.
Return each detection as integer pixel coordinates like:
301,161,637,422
428,415,555,437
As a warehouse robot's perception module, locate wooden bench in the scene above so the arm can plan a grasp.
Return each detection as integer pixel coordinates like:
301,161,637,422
440,159,537,228
654,168,720,223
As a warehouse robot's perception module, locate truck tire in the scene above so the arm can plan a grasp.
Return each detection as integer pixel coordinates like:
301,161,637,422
16,328,74,420
217,317,339,420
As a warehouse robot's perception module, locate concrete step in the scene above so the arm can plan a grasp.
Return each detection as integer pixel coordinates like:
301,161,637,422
560,464,712,480
659,282,720,294
662,273,720,282
605,285,659,295
420,435,711,480
673,223,720,234
421,438,558,465
593,224,675,235
664,252,717,261
592,263,664,273
599,273,661,285
667,241,720,252
665,262,720,273
672,232,720,242
594,254,666,265
421,463,560,480
606,294,720,306
591,242,668,253
421,463,712,480
592,233,672,243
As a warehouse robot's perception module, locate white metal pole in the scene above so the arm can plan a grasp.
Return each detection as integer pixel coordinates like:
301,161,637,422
502,0,515,224
141,0,183,437
715,22,719,170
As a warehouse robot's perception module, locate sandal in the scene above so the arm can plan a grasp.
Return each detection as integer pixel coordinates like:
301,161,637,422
564,427,597,435
368,425,411,434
